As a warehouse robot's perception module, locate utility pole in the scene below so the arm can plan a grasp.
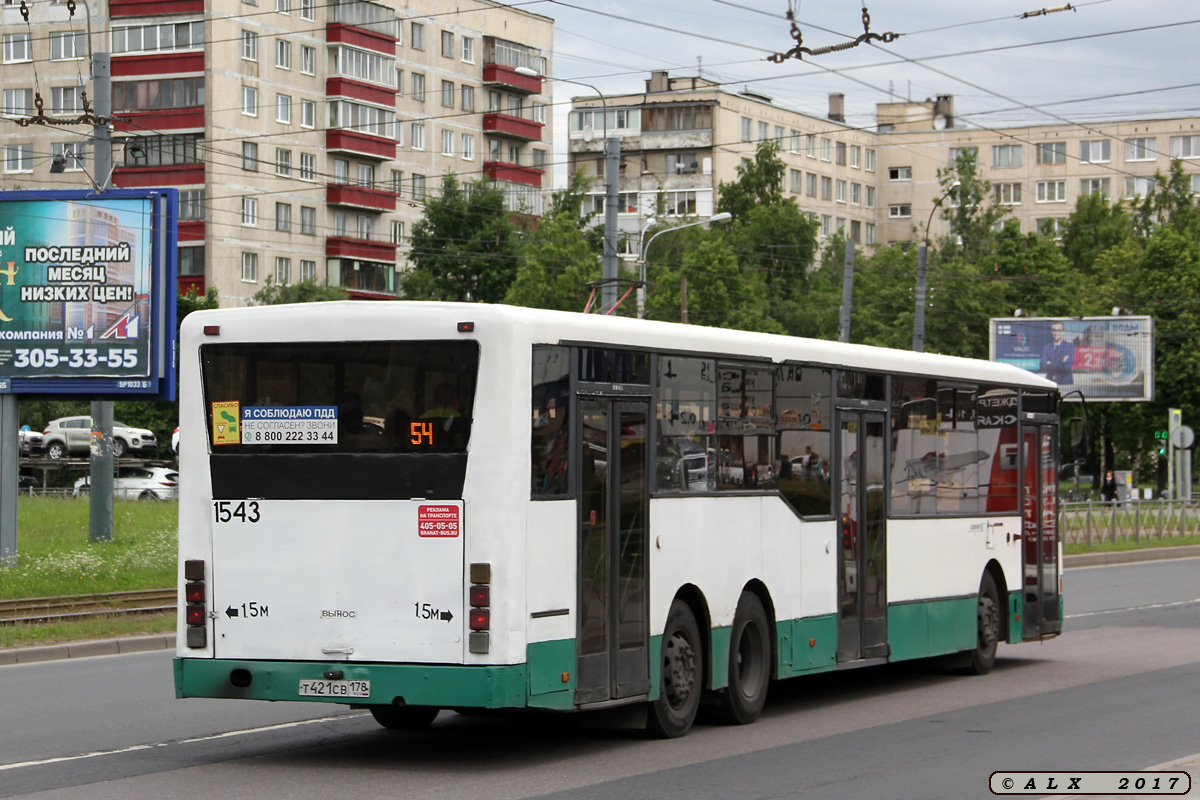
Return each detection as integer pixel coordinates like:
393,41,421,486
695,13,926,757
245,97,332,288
89,39,115,543
912,243,928,352
838,239,855,343
601,136,620,314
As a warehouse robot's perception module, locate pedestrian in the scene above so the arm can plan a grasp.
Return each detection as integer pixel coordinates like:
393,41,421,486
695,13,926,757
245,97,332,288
1101,470,1118,507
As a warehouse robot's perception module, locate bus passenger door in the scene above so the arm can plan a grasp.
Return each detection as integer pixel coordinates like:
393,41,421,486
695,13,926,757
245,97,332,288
837,411,888,663
1022,424,1061,638
576,398,651,705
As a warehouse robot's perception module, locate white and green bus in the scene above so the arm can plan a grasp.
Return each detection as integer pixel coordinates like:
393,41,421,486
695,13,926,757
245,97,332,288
174,302,1064,737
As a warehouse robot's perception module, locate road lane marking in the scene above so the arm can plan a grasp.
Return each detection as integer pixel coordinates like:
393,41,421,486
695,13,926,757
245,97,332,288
1066,598,1200,619
0,713,365,772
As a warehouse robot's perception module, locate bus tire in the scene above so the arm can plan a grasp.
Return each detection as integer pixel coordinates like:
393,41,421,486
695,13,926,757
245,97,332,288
647,599,703,738
959,572,1000,675
715,591,770,725
369,705,439,730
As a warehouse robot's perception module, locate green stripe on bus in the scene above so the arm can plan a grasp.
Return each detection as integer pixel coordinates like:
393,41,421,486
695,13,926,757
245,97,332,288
887,597,976,661
776,615,838,679
526,639,576,710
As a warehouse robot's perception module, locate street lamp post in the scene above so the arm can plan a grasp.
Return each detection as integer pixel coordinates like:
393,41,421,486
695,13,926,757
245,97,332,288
912,180,960,353
637,212,732,319
516,67,621,314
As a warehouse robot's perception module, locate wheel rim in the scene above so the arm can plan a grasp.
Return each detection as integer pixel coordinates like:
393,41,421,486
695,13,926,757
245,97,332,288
734,620,767,699
978,594,999,650
663,630,697,709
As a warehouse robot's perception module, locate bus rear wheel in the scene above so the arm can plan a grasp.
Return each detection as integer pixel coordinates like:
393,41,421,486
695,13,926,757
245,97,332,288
647,599,703,738
715,591,770,725
958,572,1000,675
369,704,439,730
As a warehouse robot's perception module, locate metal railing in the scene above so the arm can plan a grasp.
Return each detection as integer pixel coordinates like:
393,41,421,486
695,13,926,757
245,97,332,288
1060,499,1200,545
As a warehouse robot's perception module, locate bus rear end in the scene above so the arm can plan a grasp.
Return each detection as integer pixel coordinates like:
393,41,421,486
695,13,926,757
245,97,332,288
174,306,515,724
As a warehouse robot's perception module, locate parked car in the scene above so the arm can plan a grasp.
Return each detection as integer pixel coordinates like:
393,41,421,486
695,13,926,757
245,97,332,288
73,466,179,501
42,416,157,459
17,425,43,456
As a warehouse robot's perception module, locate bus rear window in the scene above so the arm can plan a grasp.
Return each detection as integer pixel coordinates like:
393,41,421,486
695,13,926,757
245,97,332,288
201,340,478,454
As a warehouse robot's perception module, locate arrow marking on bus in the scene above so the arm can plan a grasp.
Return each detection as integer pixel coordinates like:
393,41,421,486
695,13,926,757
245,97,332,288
226,606,239,618
440,610,453,622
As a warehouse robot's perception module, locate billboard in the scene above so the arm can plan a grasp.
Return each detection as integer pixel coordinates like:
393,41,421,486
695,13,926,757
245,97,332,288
0,189,176,399
989,316,1154,402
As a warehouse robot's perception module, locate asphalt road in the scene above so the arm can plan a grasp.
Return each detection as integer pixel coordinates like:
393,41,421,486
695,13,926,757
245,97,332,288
1,556,1198,800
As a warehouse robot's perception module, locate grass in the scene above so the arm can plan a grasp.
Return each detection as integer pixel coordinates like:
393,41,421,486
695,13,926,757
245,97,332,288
1062,532,1200,555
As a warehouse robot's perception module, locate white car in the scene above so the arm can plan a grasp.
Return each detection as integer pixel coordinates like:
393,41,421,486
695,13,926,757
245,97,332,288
43,416,158,459
74,466,179,501
172,427,180,454
17,426,43,456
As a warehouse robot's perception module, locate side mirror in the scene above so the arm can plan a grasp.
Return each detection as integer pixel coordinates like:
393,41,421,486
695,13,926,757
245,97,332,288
1066,416,1088,464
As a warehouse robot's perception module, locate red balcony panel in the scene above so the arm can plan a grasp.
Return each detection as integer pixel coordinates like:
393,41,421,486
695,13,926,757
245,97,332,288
110,0,202,15
483,161,544,188
113,164,204,187
326,23,397,57
482,64,542,95
483,113,543,142
178,220,205,242
114,108,204,132
178,275,206,296
326,183,397,212
112,52,204,77
326,236,397,263
326,129,396,160
326,77,396,107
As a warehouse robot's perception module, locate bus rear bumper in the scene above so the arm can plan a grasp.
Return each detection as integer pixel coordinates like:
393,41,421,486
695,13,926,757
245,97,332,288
174,657,527,709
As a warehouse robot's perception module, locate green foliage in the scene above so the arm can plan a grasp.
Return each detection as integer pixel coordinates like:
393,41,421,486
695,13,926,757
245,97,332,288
1061,192,1132,275
717,139,786,221
938,149,1007,260
251,278,348,305
401,175,521,302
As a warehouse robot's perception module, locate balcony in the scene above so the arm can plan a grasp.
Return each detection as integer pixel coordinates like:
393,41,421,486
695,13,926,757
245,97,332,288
326,130,396,161
326,236,397,264
109,0,202,15
482,64,542,95
483,113,543,142
482,37,546,95
327,0,399,55
114,108,205,133
483,160,544,188
326,183,397,212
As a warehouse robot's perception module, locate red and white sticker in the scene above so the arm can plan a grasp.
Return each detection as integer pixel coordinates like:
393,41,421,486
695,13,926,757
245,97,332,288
417,505,460,538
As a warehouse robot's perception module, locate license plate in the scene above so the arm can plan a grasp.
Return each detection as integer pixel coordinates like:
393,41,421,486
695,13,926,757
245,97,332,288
298,679,370,698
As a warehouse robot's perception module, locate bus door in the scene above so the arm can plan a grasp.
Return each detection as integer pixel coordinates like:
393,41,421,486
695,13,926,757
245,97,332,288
1021,423,1061,638
575,397,651,705
836,410,889,663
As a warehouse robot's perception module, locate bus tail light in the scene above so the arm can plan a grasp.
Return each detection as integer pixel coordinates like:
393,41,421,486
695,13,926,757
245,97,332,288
468,562,490,654
184,559,207,648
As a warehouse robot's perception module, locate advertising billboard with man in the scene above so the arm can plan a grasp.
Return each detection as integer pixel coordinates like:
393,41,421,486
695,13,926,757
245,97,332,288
989,316,1154,402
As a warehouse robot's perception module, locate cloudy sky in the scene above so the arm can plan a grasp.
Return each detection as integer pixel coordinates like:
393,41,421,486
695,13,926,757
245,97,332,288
524,0,1200,185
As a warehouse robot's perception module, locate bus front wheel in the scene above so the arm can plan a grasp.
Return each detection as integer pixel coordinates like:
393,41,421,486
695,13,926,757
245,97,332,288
715,591,770,725
647,599,703,738
369,704,439,730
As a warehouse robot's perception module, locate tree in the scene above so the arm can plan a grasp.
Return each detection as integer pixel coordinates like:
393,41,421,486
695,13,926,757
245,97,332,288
251,278,347,305
400,175,521,303
716,140,786,221
1061,192,1132,276
938,149,1007,261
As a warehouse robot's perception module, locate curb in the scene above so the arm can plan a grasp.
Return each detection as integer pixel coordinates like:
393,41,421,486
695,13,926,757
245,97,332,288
1064,544,1200,568
0,634,175,666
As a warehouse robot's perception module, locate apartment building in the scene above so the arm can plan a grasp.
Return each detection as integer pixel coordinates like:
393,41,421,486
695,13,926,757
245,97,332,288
568,72,1200,259
0,0,553,304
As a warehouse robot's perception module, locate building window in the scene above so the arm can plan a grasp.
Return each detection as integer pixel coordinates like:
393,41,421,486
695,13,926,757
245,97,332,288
757,121,769,142
49,31,85,60
411,22,424,50
300,152,314,180
1036,141,1066,165
276,39,291,69
533,102,546,124
865,186,876,208
888,204,912,219
1125,176,1156,197
820,176,832,201
865,148,876,172
411,73,425,102
789,169,802,194
50,86,82,115
806,134,816,158
242,85,258,116
509,95,523,116
1125,137,1155,162
357,215,374,239
849,220,861,242
300,45,315,75
790,130,801,152
836,141,847,165
948,146,977,166
994,182,1022,205
663,191,698,216
462,36,474,62
112,21,205,54
299,0,313,20
178,246,205,276
461,85,475,112
4,144,33,173
275,93,292,123
242,30,258,61
275,148,291,176
333,211,349,236
356,162,374,187
50,142,86,172
1170,135,1200,159
112,77,205,111
888,166,912,181
821,138,832,161
835,179,846,203
441,129,454,156
391,220,405,245
1080,177,1110,196
740,117,752,142
241,142,258,171
461,133,474,160
120,133,201,166
301,99,315,128
851,182,861,206
820,215,832,236
275,202,291,232
865,223,876,244
391,169,404,194
334,158,349,183
992,144,1022,168
274,257,290,285
2,33,31,63
275,0,289,12
300,205,315,234
411,123,425,150
850,145,861,168
1080,140,1110,164
241,252,258,282
300,259,316,280
441,80,454,108
805,172,817,197
1036,181,1066,203
441,30,453,58
412,174,426,199
1193,174,1200,195
242,197,258,226
1037,218,1064,238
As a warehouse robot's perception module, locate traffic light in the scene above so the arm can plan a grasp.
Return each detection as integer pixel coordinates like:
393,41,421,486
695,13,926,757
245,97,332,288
1155,429,1168,455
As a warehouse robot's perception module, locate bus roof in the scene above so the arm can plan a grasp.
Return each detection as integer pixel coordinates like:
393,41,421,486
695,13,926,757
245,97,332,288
183,301,1056,391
